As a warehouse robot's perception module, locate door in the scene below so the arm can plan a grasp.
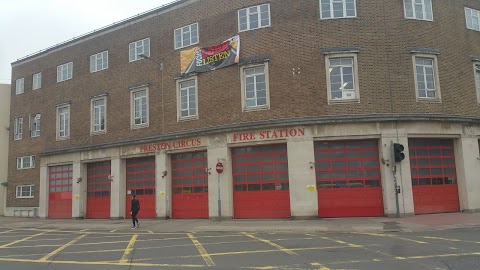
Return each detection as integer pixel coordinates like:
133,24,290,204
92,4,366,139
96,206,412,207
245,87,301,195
126,156,156,218
232,144,290,219
171,151,209,218
86,161,111,219
315,140,384,217
48,164,73,219
409,139,460,214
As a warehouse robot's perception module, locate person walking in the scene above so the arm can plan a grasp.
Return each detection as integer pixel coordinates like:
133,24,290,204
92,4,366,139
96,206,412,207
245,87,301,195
130,194,140,229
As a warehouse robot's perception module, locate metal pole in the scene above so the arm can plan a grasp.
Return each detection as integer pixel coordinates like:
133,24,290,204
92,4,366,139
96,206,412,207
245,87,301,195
391,141,400,218
217,159,221,222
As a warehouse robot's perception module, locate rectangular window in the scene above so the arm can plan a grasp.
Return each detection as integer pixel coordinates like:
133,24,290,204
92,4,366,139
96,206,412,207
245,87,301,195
57,105,70,139
14,118,23,140
320,0,356,19
238,4,271,32
32,72,42,90
241,63,270,111
90,50,108,72
414,55,440,100
57,62,73,82
475,63,480,105
177,78,198,120
129,38,150,62
91,97,106,133
17,156,35,169
16,185,34,198
326,54,359,103
16,78,24,94
30,113,41,137
174,23,199,50
131,89,148,128
404,0,433,21
466,7,480,32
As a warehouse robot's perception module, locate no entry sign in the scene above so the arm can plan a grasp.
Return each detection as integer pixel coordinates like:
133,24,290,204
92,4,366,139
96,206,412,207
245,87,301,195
216,162,224,173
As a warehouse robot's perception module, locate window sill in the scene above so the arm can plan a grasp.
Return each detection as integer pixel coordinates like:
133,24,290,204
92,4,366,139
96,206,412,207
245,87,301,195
243,105,270,112
328,98,360,105
178,115,198,122
416,98,442,104
405,17,434,22
56,136,70,141
320,16,357,20
131,124,149,130
175,42,199,51
16,196,34,199
91,131,106,136
238,25,271,33
14,138,23,141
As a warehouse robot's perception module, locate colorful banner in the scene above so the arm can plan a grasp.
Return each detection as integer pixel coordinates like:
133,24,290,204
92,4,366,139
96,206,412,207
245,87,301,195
180,35,240,74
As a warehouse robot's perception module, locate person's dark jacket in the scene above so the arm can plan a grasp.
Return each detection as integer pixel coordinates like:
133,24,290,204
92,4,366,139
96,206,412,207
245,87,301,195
131,199,140,213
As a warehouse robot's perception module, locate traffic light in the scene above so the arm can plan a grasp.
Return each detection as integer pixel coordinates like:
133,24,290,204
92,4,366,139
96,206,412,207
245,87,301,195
393,143,405,162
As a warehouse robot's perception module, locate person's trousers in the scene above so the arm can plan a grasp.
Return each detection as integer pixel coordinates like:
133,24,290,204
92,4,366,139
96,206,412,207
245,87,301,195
132,211,139,226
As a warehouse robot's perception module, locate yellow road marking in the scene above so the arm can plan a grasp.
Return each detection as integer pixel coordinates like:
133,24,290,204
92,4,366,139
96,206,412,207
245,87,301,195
1,244,62,249
244,233,298,255
119,234,138,264
38,234,87,262
188,233,214,266
0,229,17,235
0,230,54,248
357,233,428,244
0,257,204,267
311,262,331,270
408,252,480,259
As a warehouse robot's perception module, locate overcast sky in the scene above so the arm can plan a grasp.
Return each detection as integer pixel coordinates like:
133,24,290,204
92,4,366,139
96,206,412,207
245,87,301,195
0,0,175,84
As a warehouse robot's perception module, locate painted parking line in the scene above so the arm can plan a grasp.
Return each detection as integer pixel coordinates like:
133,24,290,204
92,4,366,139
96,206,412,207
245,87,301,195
188,233,215,266
0,230,55,248
38,234,87,262
119,234,138,264
355,232,428,244
244,233,298,256
420,236,480,243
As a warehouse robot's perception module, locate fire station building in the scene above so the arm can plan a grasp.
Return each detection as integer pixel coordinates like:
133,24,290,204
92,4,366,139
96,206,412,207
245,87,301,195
8,0,480,219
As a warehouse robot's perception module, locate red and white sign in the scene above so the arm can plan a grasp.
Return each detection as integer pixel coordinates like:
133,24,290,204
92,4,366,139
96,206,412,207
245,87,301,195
216,162,224,174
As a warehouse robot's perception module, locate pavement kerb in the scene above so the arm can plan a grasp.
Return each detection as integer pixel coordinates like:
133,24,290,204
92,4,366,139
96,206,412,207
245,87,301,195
0,212,478,233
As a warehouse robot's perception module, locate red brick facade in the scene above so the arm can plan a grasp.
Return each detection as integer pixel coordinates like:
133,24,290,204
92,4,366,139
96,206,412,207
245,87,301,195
8,0,480,208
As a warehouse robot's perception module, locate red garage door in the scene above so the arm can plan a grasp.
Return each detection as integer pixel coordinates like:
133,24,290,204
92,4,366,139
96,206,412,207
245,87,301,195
172,151,208,219
126,156,156,219
315,140,384,218
86,161,111,219
409,139,459,214
48,164,73,219
232,144,290,219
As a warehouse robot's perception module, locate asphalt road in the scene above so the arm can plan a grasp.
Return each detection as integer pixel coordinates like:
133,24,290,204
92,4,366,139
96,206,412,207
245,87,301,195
0,226,479,270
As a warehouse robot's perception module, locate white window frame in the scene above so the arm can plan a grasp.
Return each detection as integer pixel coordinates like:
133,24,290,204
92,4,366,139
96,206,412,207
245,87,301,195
91,97,107,134
325,54,360,104
238,3,271,32
465,7,480,32
56,105,70,140
474,63,480,105
30,113,41,137
130,88,149,129
16,185,34,198
16,78,24,95
320,0,357,19
17,156,35,170
57,62,73,82
404,0,433,21
90,50,109,73
32,72,42,90
412,54,441,102
174,23,199,50
14,118,23,140
240,63,270,111
176,77,199,121
129,38,150,62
